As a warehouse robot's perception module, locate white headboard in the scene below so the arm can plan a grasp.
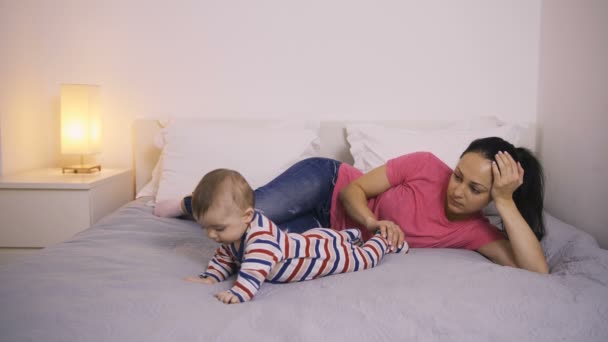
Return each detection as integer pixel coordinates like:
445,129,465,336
132,119,536,193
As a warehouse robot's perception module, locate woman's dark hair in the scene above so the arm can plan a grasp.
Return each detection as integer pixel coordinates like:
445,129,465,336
461,137,545,241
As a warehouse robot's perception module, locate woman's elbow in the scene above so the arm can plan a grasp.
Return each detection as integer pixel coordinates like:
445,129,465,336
338,187,350,205
529,263,549,275
515,261,549,274
492,254,549,274
339,184,356,203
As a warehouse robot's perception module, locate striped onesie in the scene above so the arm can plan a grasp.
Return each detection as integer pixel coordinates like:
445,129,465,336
201,210,407,303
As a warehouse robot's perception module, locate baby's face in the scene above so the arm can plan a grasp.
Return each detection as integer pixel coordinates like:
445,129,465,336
198,200,252,244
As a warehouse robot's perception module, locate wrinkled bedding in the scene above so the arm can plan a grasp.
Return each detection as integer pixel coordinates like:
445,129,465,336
1,198,607,342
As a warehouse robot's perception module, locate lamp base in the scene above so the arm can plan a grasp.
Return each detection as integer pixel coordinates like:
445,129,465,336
62,164,102,174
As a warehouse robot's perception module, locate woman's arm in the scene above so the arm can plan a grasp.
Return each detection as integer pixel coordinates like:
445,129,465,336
477,210,548,274
339,165,405,249
478,151,548,274
494,198,548,273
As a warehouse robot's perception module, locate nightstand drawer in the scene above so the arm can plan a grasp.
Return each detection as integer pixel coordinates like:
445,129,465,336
0,168,133,248
88,171,133,224
0,189,90,247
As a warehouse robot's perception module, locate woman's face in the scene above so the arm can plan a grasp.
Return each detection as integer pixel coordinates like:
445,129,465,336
445,152,493,220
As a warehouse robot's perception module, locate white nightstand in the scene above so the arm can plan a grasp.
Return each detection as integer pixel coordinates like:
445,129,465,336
0,168,133,251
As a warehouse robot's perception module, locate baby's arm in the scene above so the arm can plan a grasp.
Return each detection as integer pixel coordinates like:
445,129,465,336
185,244,237,283
219,233,283,303
184,276,216,284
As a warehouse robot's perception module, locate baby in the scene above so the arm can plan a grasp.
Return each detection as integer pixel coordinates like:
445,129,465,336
185,168,408,304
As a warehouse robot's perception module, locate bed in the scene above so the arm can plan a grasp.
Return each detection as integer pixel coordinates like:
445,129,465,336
1,118,607,342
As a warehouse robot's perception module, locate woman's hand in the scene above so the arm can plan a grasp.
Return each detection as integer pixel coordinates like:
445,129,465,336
491,151,524,203
184,276,216,284
365,218,405,251
485,152,548,274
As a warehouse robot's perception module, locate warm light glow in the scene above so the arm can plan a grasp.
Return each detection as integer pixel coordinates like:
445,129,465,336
60,84,101,155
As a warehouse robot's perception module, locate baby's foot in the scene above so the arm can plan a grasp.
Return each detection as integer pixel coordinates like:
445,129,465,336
341,228,363,246
153,198,184,217
375,230,409,254
393,240,409,254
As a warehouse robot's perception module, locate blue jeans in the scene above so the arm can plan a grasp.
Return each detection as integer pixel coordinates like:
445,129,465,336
183,157,342,234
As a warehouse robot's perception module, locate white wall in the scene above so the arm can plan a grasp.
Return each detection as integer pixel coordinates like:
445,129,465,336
537,0,608,248
0,0,541,174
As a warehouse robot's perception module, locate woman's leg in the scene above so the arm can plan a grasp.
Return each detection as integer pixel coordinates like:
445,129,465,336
177,157,342,233
273,215,323,234
254,157,341,231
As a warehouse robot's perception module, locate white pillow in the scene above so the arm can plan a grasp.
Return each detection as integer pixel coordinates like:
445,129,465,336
135,125,168,198
155,119,321,203
346,121,524,172
135,157,162,198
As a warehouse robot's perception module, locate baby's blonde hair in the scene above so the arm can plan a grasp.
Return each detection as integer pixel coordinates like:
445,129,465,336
191,169,254,220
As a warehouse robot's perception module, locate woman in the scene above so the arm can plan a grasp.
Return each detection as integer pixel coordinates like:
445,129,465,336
155,137,548,274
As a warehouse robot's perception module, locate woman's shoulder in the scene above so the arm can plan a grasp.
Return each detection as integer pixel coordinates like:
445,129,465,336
386,152,451,181
390,151,448,167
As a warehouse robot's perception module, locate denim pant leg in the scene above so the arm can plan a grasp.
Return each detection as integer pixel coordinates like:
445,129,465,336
182,157,341,233
254,157,341,233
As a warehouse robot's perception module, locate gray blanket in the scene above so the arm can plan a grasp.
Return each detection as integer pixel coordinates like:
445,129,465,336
1,198,607,342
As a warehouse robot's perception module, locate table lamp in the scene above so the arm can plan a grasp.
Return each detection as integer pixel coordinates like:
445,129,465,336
60,84,102,173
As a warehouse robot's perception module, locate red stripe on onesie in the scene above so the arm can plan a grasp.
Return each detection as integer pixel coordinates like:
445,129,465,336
248,248,279,263
285,258,305,282
235,281,254,300
312,239,331,279
361,247,369,270
369,242,380,260
341,242,350,273
247,231,272,243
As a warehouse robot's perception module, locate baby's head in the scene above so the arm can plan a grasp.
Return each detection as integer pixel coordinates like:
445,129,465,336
191,169,255,244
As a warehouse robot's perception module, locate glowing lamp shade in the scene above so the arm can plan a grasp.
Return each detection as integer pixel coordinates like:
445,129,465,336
60,84,102,173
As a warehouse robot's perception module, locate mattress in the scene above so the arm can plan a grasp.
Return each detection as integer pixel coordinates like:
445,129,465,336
1,198,607,342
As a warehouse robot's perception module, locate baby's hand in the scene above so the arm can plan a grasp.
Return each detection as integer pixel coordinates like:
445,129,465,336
215,290,240,304
184,276,216,284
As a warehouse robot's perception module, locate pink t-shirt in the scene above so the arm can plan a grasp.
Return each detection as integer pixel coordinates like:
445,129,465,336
330,152,505,250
